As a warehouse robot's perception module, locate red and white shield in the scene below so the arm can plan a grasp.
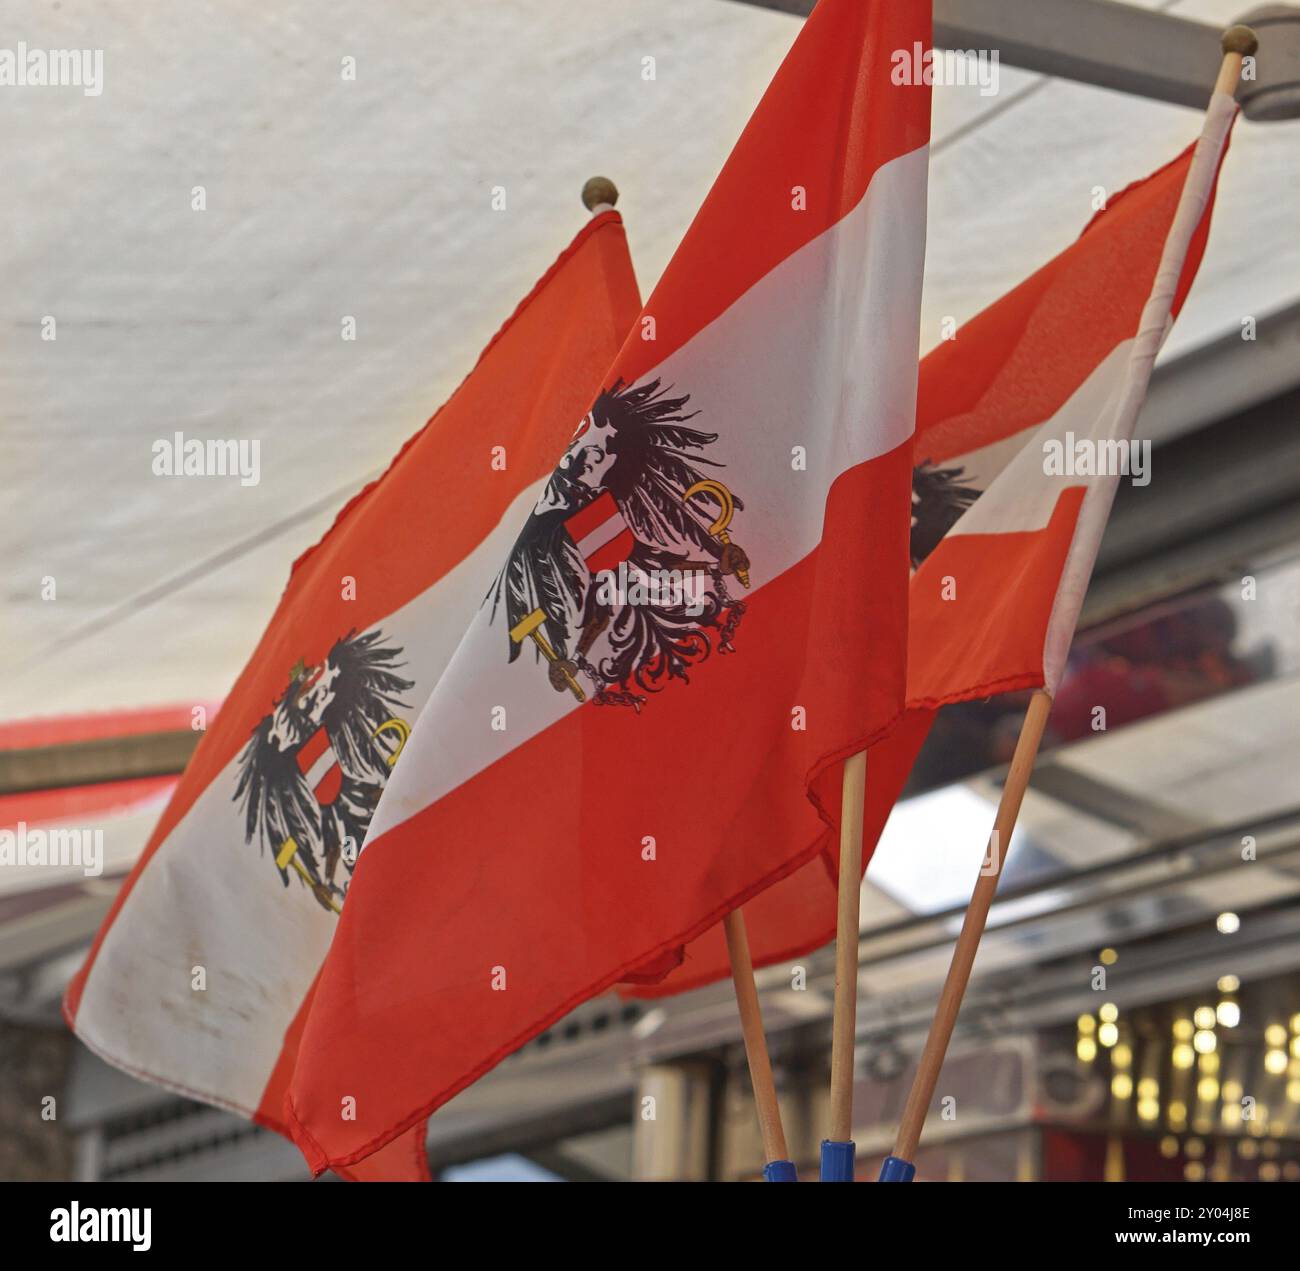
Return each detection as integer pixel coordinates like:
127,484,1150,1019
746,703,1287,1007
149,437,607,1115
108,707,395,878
565,491,635,574
296,726,343,807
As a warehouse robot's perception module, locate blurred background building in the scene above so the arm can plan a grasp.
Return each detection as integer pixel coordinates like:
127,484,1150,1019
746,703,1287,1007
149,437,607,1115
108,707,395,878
3,0,1298,1181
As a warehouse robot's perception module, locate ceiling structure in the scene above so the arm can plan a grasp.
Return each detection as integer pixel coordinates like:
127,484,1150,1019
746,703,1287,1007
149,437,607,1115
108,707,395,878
4,0,1299,718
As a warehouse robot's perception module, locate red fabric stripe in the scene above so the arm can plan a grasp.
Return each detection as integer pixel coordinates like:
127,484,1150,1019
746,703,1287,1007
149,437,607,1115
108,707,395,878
252,941,430,1182
332,1125,431,1183
907,488,1086,706
0,776,176,833
314,767,342,809
0,706,216,750
627,496,1082,999
627,707,938,999
564,490,619,545
915,139,1223,464
295,728,330,776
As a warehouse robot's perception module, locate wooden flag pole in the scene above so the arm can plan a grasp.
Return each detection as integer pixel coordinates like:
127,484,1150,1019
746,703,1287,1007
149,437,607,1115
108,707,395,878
880,690,1052,1179
1214,26,1257,98
722,909,797,1180
821,749,867,1181
878,25,1256,1185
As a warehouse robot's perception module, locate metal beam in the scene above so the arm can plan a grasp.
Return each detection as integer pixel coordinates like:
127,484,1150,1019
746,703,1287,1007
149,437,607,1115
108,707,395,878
726,0,1300,120
1140,301,1300,448
1087,382,1300,619
522,1144,620,1183
1026,762,1207,839
0,731,197,795
937,0,1221,110
0,897,110,974
426,1090,633,1173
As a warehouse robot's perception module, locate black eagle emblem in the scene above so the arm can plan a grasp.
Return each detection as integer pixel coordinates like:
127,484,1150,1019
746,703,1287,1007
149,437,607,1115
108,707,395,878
233,629,413,913
910,459,981,568
488,378,752,712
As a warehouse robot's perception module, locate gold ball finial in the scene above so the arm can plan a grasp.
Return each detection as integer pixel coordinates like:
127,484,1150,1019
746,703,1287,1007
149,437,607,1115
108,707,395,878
581,176,619,211
1221,24,1258,56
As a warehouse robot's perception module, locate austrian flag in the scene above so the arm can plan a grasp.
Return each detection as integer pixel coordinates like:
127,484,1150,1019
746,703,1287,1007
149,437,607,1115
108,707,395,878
286,0,931,1176
63,209,642,1180
865,98,1240,844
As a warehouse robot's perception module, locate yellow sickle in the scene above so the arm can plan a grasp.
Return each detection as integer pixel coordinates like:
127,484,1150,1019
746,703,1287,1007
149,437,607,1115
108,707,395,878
372,717,412,767
682,478,749,588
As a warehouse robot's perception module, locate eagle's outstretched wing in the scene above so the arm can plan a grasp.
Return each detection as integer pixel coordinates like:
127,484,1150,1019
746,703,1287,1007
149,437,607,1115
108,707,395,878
911,461,981,568
233,720,321,886
602,380,740,562
320,630,414,780
488,508,588,664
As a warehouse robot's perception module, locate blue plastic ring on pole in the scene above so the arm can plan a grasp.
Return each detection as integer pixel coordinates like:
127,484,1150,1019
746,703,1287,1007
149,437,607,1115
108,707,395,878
762,1159,799,1182
878,1154,916,1183
819,1139,856,1182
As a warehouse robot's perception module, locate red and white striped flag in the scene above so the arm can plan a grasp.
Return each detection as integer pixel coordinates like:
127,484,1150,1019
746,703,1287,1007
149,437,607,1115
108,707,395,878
627,86,1239,1000
876,95,1239,831
63,211,641,1179
285,0,931,1175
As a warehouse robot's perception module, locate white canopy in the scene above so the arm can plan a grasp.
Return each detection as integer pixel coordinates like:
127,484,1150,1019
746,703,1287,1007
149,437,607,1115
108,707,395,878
6,0,1298,717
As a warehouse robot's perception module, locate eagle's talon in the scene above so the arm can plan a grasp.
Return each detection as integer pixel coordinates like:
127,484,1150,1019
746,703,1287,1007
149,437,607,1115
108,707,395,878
719,542,749,577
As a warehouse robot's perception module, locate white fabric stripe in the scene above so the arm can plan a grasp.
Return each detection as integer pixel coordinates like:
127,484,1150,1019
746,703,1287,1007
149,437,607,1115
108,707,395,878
575,516,624,561
1042,92,1237,691
924,429,1027,503
927,340,1133,540
73,476,551,1113
368,143,929,845
303,749,333,790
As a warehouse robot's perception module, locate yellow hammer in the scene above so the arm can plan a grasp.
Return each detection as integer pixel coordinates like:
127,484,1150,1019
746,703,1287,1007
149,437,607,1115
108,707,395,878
509,608,586,701
275,838,342,915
